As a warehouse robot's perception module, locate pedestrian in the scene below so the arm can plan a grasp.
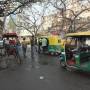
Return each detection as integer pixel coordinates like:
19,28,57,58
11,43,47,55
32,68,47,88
15,37,22,64
30,35,35,66
0,36,4,48
31,35,39,68
4,38,10,55
42,38,47,53
35,37,38,52
22,37,27,58
38,38,42,53
0,37,4,56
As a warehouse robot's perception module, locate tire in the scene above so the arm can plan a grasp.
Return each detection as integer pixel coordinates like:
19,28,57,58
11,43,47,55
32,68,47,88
55,52,58,55
51,52,54,55
60,61,66,68
66,66,75,72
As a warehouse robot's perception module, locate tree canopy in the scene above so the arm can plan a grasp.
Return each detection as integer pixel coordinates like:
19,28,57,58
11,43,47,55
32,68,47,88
0,0,44,17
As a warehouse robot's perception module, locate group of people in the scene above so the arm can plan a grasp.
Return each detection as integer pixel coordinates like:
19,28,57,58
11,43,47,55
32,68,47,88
0,35,49,66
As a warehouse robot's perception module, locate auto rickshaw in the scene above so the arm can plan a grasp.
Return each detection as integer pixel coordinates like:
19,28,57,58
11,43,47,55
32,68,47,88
38,35,66,55
48,35,61,55
60,31,90,72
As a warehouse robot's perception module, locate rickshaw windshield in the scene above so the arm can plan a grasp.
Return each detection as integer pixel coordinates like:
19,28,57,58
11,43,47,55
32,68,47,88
66,31,90,52
66,37,90,48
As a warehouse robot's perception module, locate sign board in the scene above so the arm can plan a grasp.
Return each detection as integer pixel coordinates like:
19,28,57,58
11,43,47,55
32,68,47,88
50,31,58,35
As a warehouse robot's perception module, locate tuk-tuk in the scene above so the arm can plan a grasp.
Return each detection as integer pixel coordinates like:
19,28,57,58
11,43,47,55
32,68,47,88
38,35,61,55
48,35,61,55
60,31,90,72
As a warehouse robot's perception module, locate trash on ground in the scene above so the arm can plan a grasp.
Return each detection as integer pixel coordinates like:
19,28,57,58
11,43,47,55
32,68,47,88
40,76,44,80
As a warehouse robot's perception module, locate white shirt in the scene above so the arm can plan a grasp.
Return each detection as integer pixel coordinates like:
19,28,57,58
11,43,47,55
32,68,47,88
0,40,3,46
42,38,47,47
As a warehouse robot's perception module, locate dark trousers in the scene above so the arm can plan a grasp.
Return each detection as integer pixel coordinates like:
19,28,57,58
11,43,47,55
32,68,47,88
22,46,27,58
42,46,47,53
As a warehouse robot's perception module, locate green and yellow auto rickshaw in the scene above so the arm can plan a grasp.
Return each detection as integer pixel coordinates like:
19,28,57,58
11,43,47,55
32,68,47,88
48,35,61,55
60,31,90,72
38,35,62,55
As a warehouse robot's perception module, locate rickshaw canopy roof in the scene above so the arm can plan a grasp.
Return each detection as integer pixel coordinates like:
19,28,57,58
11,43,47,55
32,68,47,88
3,33,18,38
39,36,48,39
66,31,90,37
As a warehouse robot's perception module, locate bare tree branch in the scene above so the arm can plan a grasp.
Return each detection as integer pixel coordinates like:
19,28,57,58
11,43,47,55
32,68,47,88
10,15,34,35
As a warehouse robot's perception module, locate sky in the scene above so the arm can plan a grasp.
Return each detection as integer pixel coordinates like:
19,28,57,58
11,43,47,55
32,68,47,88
30,2,58,16
6,0,90,23
21,2,58,25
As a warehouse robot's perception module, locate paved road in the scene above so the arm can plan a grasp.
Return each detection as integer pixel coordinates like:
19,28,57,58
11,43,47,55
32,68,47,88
0,46,90,90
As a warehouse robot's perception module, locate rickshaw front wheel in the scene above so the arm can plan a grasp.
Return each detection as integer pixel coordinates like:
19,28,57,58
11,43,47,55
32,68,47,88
66,66,76,72
60,61,66,68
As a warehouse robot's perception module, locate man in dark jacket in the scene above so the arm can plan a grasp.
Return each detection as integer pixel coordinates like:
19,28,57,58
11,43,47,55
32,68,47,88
31,36,39,68
31,35,35,67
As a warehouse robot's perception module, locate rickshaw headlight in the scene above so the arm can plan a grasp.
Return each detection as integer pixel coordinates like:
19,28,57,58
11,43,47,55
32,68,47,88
61,52,65,54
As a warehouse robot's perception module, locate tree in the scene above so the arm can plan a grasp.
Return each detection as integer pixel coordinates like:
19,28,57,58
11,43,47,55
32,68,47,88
0,0,45,34
47,0,90,33
0,0,45,17
10,2,48,37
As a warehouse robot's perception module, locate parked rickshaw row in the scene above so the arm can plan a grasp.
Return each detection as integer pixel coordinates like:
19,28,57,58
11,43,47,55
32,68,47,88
39,31,90,73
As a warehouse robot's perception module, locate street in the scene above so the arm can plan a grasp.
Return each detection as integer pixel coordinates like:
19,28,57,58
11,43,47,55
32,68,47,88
0,0,90,90
0,46,90,90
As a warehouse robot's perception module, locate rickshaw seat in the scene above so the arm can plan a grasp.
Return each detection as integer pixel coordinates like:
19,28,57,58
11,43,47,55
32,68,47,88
66,50,73,59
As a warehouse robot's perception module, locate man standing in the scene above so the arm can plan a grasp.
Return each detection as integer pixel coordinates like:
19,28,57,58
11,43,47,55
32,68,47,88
4,38,10,55
30,35,39,68
38,38,42,53
22,37,27,58
30,35,35,67
42,38,47,53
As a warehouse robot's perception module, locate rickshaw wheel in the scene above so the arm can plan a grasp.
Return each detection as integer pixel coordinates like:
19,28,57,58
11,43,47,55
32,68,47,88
55,52,58,55
66,66,75,72
50,52,54,55
60,61,66,68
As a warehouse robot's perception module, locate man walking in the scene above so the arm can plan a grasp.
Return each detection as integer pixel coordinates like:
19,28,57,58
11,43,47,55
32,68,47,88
22,37,27,58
